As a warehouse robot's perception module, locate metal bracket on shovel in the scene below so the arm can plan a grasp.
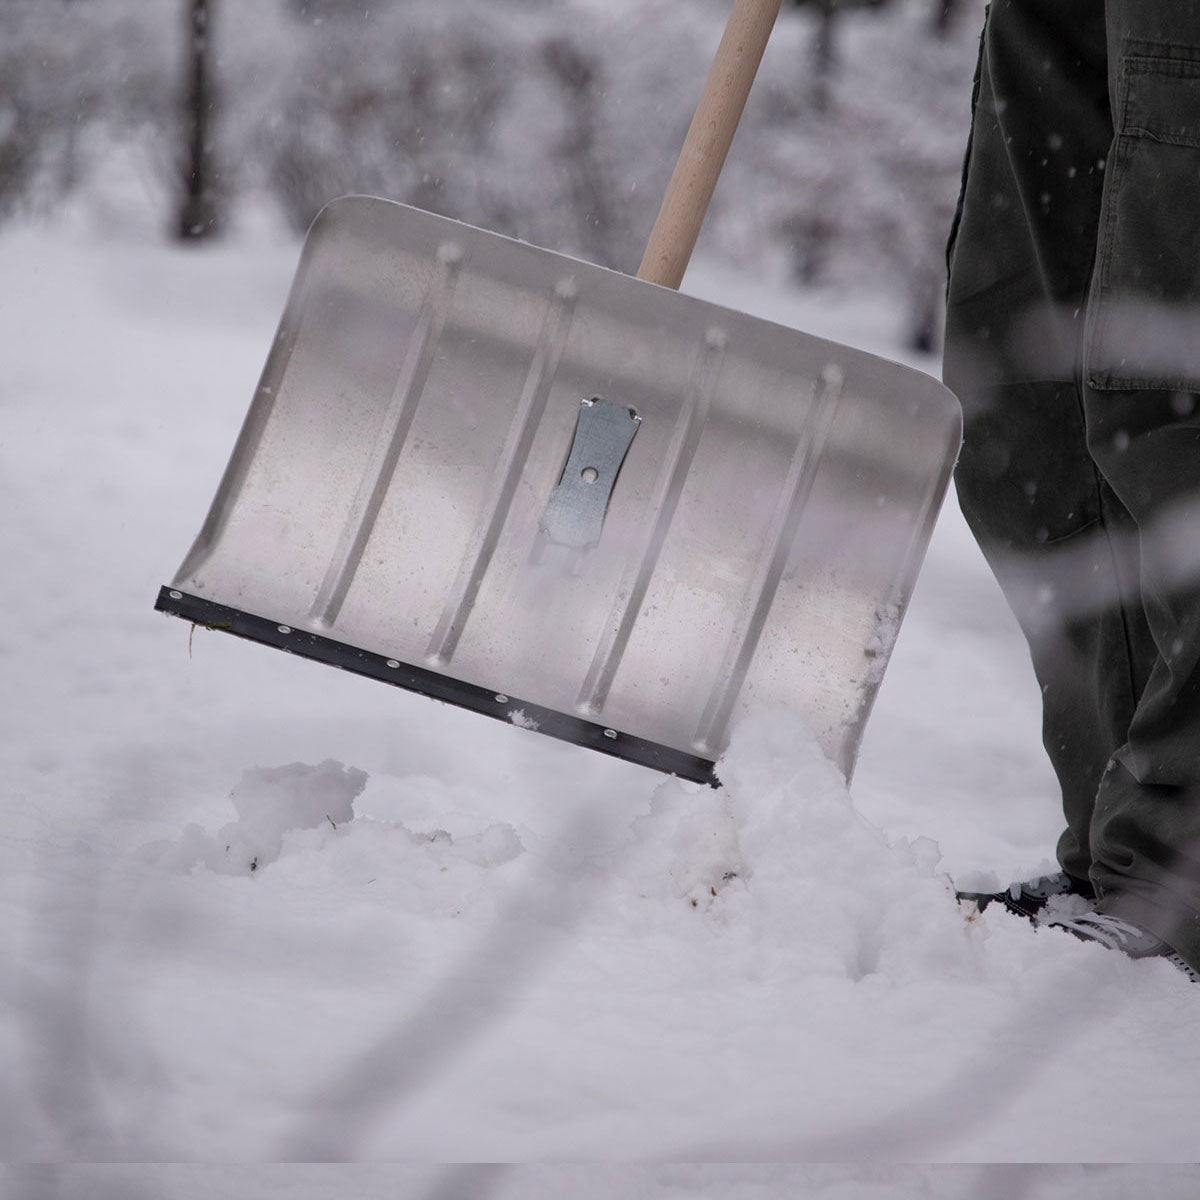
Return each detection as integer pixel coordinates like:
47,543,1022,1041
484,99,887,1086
155,0,961,781
540,398,641,550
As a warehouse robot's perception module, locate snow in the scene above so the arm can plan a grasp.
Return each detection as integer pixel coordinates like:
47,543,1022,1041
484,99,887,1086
146,759,368,877
3,213,1200,1190
507,708,541,732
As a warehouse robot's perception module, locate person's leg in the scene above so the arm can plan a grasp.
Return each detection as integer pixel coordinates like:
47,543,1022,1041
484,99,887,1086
944,0,1155,882
1079,4,1200,965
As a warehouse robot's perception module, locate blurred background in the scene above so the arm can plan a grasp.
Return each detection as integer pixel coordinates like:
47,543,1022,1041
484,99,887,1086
0,0,985,351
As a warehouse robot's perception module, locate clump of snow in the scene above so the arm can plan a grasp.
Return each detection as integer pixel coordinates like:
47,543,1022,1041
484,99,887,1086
623,778,744,916
1036,891,1096,925
507,708,540,731
714,708,968,982
607,707,971,986
142,756,526,915
432,821,524,870
150,759,367,876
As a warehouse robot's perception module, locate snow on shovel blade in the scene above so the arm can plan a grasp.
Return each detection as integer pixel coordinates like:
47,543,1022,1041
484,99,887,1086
156,196,960,783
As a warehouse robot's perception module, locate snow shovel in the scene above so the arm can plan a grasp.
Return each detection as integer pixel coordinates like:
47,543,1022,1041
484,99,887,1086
155,0,960,784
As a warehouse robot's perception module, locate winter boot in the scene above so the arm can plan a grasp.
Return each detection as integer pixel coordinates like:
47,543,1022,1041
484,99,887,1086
956,871,1095,922
1046,911,1199,983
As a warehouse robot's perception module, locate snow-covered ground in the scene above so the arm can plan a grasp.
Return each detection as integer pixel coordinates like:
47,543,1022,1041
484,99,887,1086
2,211,1199,1188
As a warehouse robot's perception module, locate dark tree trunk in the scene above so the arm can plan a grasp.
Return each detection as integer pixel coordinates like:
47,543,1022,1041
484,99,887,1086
934,0,959,36
542,37,619,270
907,268,944,355
811,0,838,114
178,0,219,240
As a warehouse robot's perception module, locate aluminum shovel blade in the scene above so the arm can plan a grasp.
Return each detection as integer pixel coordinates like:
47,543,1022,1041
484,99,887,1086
157,196,960,782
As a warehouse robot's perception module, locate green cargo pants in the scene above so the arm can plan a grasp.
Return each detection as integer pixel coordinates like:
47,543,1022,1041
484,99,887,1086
944,0,1200,968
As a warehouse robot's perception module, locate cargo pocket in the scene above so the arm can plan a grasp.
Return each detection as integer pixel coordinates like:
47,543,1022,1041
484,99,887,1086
1086,43,1200,392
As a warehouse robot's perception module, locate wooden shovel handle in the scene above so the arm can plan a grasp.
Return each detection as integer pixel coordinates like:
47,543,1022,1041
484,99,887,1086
637,0,782,290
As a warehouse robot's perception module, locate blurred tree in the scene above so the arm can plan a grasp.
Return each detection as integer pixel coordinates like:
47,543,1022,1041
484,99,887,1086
779,0,895,287
789,0,894,113
541,36,621,269
261,13,520,237
178,0,220,240
933,0,962,36
0,1,172,220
